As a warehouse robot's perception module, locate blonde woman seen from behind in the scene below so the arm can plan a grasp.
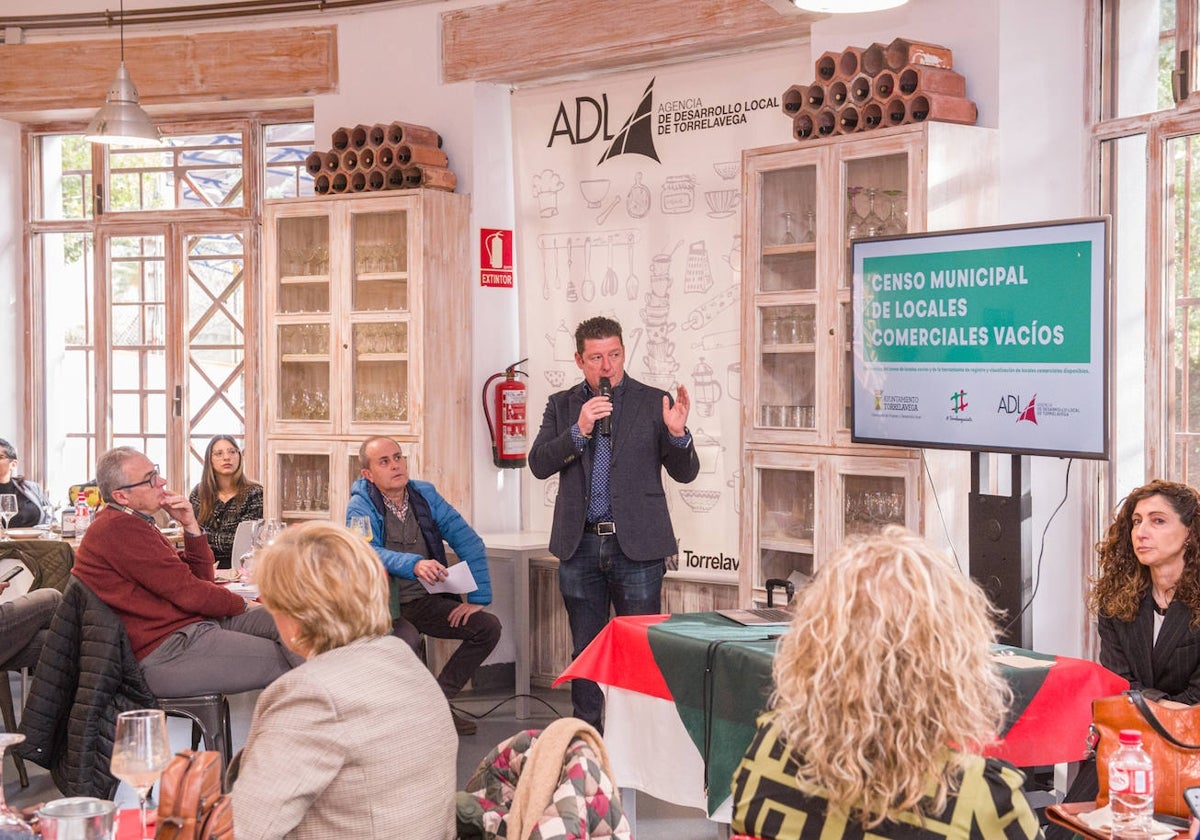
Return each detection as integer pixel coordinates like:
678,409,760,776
731,526,1042,840
229,521,457,840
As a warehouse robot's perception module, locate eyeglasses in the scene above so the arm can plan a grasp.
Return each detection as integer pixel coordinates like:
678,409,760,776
115,464,161,492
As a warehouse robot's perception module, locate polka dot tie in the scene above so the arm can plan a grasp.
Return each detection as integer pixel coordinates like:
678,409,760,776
587,431,613,523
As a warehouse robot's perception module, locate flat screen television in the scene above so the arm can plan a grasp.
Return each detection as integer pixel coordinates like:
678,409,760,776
850,217,1109,459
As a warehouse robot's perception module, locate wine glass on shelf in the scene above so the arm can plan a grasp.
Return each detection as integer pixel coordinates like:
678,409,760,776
880,189,906,236
0,495,16,540
780,211,797,245
846,186,864,240
862,188,885,238
0,733,32,831
111,709,171,840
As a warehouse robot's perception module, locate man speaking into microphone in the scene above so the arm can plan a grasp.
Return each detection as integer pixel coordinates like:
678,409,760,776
529,315,699,729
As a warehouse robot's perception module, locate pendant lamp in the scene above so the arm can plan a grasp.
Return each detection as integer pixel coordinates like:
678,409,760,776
85,0,160,146
793,0,908,12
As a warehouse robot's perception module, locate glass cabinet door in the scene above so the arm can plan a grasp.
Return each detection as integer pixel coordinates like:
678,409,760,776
277,323,330,422
347,207,413,431
273,447,331,525
834,457,918,541
749,452,817,599
274,215,330,314
758,303,816,430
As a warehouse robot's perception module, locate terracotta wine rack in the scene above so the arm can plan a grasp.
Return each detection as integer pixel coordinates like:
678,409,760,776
304,121,457,195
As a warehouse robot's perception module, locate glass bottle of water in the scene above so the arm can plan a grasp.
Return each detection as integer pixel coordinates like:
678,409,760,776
1109,729,1154,840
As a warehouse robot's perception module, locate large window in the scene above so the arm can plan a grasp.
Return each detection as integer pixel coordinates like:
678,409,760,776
28,118,314,504
1096,0,1200,488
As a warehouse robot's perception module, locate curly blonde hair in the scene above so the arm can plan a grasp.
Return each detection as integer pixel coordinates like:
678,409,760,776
1089,479,1200,625
770,526,1009,828
255,521,391,656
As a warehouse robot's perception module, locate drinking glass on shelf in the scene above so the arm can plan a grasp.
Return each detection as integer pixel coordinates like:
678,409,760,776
846,186,864,240
781,211,797,245
0,495,15,540
0,733,32,831
862,188,885,238
348,515,374,542
881,189,906,235
802,209,816,243
111,709,171,840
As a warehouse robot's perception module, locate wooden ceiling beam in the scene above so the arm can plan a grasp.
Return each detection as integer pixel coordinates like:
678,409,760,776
441,0,819,85
0,25,337,117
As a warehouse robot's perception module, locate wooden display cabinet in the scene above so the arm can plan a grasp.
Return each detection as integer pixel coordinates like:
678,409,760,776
739,122,995,605
262,190,471,519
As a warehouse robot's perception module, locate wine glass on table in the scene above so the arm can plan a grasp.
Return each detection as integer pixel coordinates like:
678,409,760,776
111,709,171,840
0,495,16,540
0,732,33,830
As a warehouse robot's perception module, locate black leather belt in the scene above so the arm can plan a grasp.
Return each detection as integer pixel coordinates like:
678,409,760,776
584,521,616,535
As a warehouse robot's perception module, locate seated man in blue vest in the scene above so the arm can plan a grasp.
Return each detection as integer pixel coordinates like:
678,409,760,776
346,436,500,736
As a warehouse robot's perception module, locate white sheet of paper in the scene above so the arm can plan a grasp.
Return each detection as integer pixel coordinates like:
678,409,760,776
421,562,478,595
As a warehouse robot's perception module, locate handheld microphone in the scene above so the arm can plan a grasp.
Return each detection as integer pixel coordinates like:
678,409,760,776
597,377,612,436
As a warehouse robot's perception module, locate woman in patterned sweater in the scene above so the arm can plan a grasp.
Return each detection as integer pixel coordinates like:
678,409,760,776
189,435,262,569
731,526,1043,840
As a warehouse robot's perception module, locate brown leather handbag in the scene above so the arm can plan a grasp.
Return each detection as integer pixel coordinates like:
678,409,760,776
155,750,233,840
1093,689,1200,818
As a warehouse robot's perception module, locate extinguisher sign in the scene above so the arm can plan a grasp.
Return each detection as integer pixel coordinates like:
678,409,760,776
481,228,514,288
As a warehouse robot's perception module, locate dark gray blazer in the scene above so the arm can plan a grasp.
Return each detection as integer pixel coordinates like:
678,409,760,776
1098,591,1200,704
529,374,699,562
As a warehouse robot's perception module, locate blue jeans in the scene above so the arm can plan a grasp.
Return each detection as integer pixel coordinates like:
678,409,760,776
558,532,665,731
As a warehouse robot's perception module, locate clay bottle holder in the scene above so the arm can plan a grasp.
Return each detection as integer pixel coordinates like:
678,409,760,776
873,71,897,100
350,124,371,149
304,151,325,176
815,51,839,81
815,108,836,137
402,164,458,192
837,104,861,134
860,42,888,76
793,110,815,140
783,84,805,115
838,46,864,79
849,73,873,104
827,80,849,107
320,152,340,174
861,102,884,129
387,121,442,149
905,93,977,125
331,127,351,151
314,172,332,195
885,38,953,71
366,167,387,191
366,124,387,147
376,145,395,168
330,172,350,193
349,170,367,192
898,65,966,98
884,97,907,127
358,147,376,170
396,143,449,168
805,82,826,108
341,148,359,171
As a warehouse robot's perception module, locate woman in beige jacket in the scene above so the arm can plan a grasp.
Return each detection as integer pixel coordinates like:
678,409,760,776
229,521,457,840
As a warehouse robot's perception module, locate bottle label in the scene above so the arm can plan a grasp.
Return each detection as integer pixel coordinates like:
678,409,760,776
1111,765,1151,795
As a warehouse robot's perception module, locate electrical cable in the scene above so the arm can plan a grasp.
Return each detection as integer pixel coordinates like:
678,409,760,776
449,693,566,723
921,449,963,573
1002,458,1074,635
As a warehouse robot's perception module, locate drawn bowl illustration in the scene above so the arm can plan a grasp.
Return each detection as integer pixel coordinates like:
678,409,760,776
544,369,565,387
713,161,740,180
704,189,741,218
579,179,611,209
680,488,721,513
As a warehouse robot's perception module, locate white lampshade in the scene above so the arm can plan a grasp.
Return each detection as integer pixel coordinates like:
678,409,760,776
85,62,161,146
793,0,909,12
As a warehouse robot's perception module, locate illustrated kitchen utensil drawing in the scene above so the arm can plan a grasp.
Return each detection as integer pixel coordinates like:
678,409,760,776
581,236,595,301
597,196,621,224
602,238,619,297
626,235,639,300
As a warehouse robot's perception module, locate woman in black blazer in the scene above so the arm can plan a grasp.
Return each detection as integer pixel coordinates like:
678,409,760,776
1092,478,1200,706
1049,479,1200,837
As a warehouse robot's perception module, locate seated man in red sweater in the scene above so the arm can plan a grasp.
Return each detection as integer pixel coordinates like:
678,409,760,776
73,446,300,697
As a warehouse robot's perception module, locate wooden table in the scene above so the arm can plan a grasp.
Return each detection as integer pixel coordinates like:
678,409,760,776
1046,802,1190,840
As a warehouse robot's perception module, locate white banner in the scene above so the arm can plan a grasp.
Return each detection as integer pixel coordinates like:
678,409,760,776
514,47,805,582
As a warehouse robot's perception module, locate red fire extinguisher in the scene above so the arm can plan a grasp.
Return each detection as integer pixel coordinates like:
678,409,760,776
483,359,528,469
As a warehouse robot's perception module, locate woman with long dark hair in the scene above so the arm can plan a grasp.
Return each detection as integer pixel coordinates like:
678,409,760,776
189,435,262,569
